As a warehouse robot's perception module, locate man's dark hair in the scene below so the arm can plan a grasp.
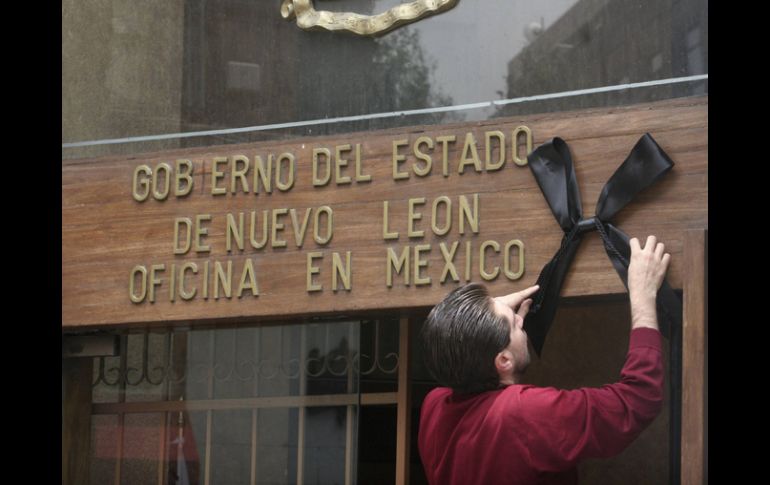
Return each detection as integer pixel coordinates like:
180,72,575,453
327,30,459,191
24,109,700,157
421,283,510,394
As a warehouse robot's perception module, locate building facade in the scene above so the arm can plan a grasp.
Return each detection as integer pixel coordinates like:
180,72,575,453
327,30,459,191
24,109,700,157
62,1,708,484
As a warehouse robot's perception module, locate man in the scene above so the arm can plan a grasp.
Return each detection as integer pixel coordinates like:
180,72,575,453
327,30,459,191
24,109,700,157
418,235,670,485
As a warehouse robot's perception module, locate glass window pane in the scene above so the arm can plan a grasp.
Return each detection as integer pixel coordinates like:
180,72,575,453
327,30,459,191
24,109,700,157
304,321,359,396
90,414,118,485
257,408,299,485
210,410,252,485
63,0,707,159
359,319,399,394
125,332,168,403
212,327,259,400
92,355,121,403
121,413,163,485
358,404,397,485
82,321,363,484
163,410,207,484
304,406,356,485
186,329,214,400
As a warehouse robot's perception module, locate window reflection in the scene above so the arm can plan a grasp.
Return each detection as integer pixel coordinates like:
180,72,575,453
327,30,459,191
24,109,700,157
89,318,399,485
63,0,707,158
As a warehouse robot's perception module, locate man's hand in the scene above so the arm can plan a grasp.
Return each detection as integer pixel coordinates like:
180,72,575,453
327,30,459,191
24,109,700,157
628,235,671,330
494,285,539,321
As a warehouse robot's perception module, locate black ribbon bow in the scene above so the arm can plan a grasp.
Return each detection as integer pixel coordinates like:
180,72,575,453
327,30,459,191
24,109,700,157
523,133,683,357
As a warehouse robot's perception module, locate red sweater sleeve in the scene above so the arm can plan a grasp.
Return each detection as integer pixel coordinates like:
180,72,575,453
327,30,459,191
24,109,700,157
515,327,664,473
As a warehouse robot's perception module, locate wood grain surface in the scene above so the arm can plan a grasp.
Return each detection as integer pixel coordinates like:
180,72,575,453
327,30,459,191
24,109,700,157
63,96,707,328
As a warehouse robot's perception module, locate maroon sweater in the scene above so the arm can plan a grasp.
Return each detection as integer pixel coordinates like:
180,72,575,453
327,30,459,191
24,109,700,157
418,328,664,485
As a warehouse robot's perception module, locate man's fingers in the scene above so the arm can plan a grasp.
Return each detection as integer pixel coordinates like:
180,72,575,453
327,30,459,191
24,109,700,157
654,242,665,259
661,252,671,271
644,235,656,250
516,298,533,319
517,285,540,299
630,237,640,253
496,285,540,308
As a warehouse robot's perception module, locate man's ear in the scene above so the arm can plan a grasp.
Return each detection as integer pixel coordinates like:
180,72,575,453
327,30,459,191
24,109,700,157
495,350,513,374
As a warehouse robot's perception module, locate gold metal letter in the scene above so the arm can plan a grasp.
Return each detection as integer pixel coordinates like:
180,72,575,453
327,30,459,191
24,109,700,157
149,264,165,303
485,131,505,171
386,246,410,287
313,148,332,187
129,265,147,303
465,241,472,281
175,159,194,197
290,208,312,248
214,260,233,300
272,208,288,248
276,153,295,191
226,212,245,252
179,262,198,300
307,251,323,292
413,136,434,177
169,263,176,302
250,210,269,249
332,251,352,291
408,197,426,238
231,155,250,193
194,215,212,253
173,217,193,255
202,260,209,299
435,135,456,177
459,194,479,234
504,239,525,280
383,201,399,240
414,244,431,286
314,206,334,245
354,144,372,182
431,196,452,236
254,154,273,194
335,144,352,185
392,139,410,180
211,157,228,195
132,165,151,202
479,240,500,281
512,126,533,167
237,259,259,297
439,241,459,282
152,162,172,200
458,133,482,174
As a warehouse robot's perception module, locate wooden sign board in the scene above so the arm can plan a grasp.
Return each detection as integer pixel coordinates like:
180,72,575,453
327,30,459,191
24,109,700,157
62,97,707,329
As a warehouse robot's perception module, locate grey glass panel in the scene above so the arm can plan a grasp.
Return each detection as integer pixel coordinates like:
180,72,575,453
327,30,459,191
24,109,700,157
304,406,356,485
357,404,397,485
186,328,214,400
304,321,359,396
125,332,168,402
212,327,259,399
210,410,252,485
83,319,403,485
63,0,707,159
359,319,399,394
256,408,299,485
90,414,118,485
92,354,121,403
121,413,162,485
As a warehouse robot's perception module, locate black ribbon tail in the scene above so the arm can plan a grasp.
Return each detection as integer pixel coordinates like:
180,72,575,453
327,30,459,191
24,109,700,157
524,133,682,356
524,235,582,357
601,223,682,339
523,137,584,357
594,132,681,340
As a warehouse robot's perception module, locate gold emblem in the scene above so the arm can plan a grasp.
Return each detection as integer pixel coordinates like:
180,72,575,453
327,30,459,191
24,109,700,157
280,0,460,37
